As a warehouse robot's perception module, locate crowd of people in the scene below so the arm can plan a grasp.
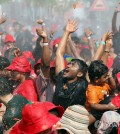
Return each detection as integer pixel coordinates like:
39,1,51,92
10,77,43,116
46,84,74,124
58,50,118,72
0,3,120,134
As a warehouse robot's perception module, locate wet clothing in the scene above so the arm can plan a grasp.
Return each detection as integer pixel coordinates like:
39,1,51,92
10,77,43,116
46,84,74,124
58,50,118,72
13,78,38,102
53,70,88,109
36,72,55,102
86,83,110,111
2,95,31,130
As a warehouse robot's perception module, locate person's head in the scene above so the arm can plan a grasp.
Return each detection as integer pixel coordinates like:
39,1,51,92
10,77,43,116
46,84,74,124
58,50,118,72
4,34,15,50
10,102,61,134
13,22,22,33
88,60,109,84
5,56,32,81
63,59,88,81
0,76,14,98
34,59,41,76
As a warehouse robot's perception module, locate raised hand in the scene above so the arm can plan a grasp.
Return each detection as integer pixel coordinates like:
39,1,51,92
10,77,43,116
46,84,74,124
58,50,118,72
66,19,78,33
84,28,93,37
13,48,22,57
36,28,47,38
0,16,6,24
102,31,113,42
36,19,44,25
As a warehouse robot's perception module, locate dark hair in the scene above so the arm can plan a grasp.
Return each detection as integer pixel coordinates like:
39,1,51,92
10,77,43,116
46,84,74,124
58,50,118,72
0,56,10,70
0,77,14,96
71,59,88,77
88,60,108,82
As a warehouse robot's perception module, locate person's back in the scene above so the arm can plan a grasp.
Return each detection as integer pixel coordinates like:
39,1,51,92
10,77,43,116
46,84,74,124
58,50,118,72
3,95,30,131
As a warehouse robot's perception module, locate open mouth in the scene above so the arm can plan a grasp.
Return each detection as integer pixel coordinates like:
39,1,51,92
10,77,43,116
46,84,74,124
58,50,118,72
64,68,69,74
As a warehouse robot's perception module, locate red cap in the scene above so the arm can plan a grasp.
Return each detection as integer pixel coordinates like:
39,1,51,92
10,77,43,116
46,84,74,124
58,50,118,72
22,51,35,61
6,56,32,73
4,34,15,43
44,102,64,118
50,60,55,68
111,93,120,108
10,102,60,134
53,38,61,46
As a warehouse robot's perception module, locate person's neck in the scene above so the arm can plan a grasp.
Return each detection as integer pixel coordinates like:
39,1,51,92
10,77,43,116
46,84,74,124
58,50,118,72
0,94,13,106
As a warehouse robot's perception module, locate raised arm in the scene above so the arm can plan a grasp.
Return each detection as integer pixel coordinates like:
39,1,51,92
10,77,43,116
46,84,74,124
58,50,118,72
68,35,84,60
112,7,119,34
36,28,50,77
55,20,78,75
0,16,6,24
101,34,113,65
93,32,112,61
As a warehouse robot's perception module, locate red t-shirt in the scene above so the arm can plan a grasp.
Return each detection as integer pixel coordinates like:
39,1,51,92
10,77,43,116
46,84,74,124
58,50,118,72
13,79,38,102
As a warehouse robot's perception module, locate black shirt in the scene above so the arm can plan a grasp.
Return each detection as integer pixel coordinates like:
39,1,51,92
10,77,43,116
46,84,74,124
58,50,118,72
53,70,88,109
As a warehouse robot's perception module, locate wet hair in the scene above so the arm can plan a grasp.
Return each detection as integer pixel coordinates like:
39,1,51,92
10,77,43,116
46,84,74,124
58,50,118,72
0,77,14,96
88,60,108,82
71,59,88,77
0,56,10,70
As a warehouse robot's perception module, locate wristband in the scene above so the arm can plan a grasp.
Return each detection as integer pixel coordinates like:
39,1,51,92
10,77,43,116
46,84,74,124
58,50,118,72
42,23,45,26
88,36,91,39
104,50,109,53
42,43,49,46
101,41,106,45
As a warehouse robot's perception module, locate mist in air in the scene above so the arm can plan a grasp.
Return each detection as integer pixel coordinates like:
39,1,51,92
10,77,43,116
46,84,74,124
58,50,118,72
0,0,120,41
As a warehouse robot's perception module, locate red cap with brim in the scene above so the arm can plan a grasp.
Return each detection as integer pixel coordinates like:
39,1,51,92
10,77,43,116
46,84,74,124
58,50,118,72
44,102,64,118
4,34,15,43
6,56,32,73
10,102,60,134
22,51,35,61
111,93,120,108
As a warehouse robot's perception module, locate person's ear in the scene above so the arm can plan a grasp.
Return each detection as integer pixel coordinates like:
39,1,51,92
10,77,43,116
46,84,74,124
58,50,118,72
77,72,83,77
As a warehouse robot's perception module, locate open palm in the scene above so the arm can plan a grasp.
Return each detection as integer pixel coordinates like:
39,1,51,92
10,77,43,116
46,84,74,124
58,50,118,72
66,19,78,33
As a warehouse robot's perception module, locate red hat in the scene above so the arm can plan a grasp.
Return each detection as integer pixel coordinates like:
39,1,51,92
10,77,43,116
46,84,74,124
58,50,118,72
6,56,32,73
50,60,55,68
4,34,15,43
10,102,60,134
111,93,120,108
53,38,61,46
44,102,64,118
22,51,35,61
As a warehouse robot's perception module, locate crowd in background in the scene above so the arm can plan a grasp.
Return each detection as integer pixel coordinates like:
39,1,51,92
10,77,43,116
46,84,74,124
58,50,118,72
0,1,120,134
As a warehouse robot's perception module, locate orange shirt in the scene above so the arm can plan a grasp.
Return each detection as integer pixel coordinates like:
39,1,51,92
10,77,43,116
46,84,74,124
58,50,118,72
86,83,110,111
